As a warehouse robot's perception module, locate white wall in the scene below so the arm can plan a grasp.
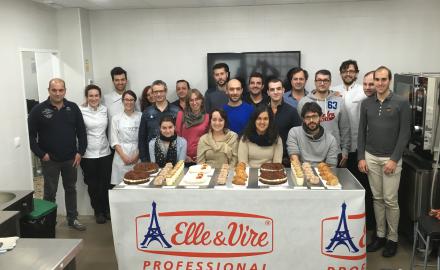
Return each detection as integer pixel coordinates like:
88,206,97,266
0,0,58,191
89,0,440,98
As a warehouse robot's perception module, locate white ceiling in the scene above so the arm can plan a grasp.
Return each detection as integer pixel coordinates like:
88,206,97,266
32,0,374,10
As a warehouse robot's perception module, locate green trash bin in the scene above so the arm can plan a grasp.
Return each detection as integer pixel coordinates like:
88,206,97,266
20,199,57,238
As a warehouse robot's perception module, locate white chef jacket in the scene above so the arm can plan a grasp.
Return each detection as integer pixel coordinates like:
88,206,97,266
110,111,142,185
341,83,367,152
80,104,111,158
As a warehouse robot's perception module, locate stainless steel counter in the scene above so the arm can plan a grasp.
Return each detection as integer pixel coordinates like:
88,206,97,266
0,238,83,270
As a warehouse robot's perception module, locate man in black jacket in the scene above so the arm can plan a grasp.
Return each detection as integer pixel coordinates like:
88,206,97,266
267,78,301,166
28,78,87,231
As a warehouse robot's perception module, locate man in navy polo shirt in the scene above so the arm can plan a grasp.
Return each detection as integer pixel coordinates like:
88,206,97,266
28,78,87,231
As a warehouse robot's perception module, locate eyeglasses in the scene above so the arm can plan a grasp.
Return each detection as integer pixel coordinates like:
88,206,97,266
342,70,357,75
153,90,166,94
304,115,320,121
315,79,330,84
123,98,135,102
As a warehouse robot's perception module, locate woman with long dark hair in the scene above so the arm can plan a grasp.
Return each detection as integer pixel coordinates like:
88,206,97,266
149,115,187,167
238,106,283,168
79,84,112,224
197,108,238,168
175,89,209,165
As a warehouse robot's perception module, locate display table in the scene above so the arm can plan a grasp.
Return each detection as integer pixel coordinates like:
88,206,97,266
0,238,83,270
110,168,366,270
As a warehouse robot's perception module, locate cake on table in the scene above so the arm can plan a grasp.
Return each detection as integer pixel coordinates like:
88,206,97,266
133,162,159,174
123,170,150,185
258,163,287,185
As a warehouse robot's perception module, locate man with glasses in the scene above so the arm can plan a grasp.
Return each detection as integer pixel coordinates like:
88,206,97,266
297,69,350,167
283,67,309,109
358,66,410,257
267,78,301,166
287,102,339,166
138,80,179,162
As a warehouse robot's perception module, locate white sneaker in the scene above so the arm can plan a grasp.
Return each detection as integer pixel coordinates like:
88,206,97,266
68,219,86,231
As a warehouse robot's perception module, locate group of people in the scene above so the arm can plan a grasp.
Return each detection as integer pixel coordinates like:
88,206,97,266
28,61,410,259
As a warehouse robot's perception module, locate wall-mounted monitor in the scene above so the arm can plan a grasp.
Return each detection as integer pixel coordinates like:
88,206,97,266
207,51,301,90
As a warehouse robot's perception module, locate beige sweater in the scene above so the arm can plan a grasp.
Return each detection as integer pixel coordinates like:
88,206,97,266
237,136,283,168
197,130,238,168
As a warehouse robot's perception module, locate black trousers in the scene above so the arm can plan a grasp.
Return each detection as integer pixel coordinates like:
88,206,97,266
80,155,113,215
347,151,376,230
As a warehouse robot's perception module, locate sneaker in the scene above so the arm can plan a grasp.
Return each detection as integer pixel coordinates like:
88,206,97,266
382,240,398,257
366,236,386,252
95,214,106,224
68,219,87,231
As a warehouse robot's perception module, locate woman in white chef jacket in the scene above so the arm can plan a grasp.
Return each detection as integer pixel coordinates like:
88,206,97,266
80,84,112,224
110,90,142,185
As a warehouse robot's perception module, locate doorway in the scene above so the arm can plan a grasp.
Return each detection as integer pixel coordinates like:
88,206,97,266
20,49,60,197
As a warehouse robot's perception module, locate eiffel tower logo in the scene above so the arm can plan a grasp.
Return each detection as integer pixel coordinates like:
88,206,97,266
325,202,359,253
140,201,172,249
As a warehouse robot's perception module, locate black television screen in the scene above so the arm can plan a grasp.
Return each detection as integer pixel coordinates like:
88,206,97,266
207,51,301,90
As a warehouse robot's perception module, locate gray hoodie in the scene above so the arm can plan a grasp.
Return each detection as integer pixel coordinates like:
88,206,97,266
297,90,351,156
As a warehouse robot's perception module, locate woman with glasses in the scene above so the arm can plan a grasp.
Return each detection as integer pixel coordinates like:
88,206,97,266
197,109,238,168
79,84,112,224
238,106,283,168
175,89,209,165
110,90,142,185
149,115,187,167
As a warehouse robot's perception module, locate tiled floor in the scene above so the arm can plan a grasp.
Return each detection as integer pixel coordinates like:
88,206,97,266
55,215,439,270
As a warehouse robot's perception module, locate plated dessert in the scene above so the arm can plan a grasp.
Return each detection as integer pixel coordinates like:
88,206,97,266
133,162,159,174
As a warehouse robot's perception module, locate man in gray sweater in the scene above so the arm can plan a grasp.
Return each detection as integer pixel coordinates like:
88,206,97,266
297,69,351,167
358,66,411,258
287,102,339,166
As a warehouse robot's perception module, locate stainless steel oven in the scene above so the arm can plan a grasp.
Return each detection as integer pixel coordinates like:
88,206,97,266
394,73,440,154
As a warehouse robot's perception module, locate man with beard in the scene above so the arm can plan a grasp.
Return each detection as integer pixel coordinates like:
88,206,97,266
334,60,363,97
223,79,254,135
286,102,338,166
243,72,268,108
103,67,139,142
267,78,301,166
205,63,230,113
358,66,410,257
171,79,190,110
297,69,350,167
283,67,309,109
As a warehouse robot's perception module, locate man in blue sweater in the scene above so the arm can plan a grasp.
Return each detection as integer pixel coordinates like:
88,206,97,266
223,79,254,135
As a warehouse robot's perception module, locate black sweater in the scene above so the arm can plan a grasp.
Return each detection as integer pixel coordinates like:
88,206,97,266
28,98,87,162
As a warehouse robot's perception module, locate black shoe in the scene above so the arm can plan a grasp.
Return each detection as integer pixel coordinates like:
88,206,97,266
366,236,386,252
382,240,398,257
105,212,111,220
95,214,106,224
